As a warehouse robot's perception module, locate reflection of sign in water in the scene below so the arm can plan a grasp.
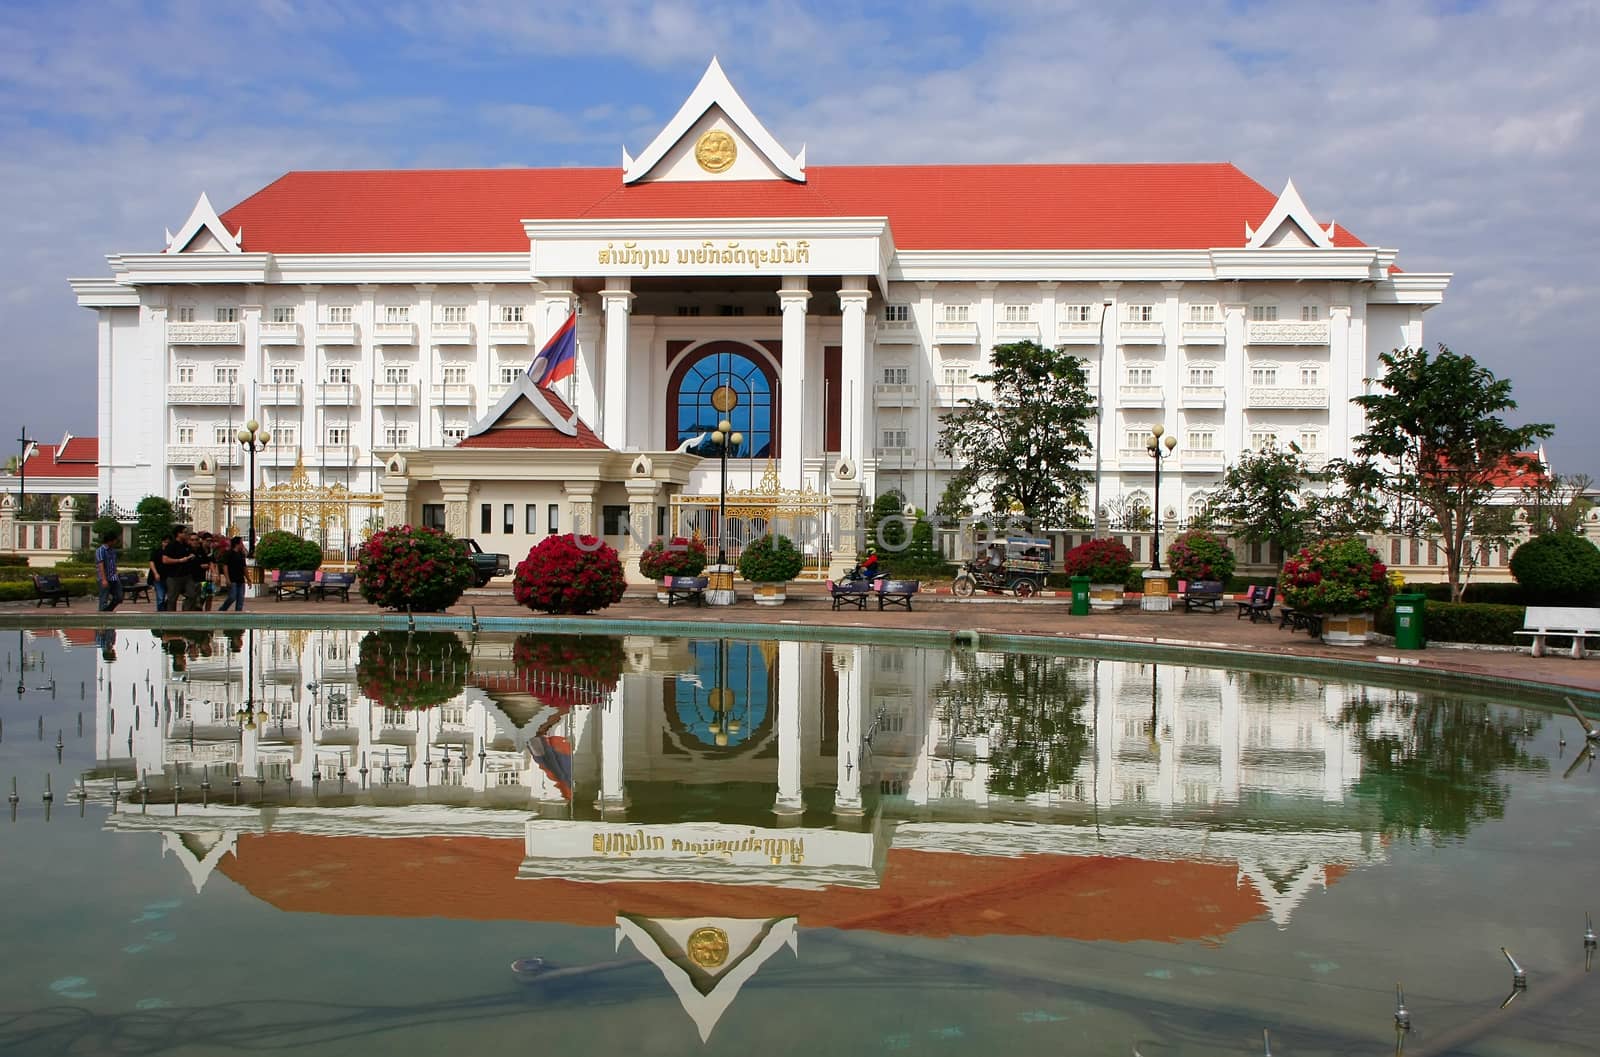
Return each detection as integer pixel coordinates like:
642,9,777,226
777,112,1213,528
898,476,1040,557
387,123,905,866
617,915,797,1043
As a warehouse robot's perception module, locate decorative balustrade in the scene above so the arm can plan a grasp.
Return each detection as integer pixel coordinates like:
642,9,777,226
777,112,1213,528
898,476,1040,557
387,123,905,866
167,322,242,345
258,322,303,345
1246,321,1330,345
1246,386,1329,409
166,384,242,406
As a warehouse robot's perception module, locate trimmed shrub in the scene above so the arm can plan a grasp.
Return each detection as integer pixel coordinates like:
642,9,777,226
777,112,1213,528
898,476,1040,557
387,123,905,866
1062,538,1134,584
637,536,708,580
0,553,29,567
1165,530,1236,584
1510,533,1600,605
133,496,175,556
254,531,324,572
1375,601,1526,645
1279,537,1395,614
357,631,470,710
357,525,474,612
738,533,805,583
511,633,626,701
514,534,628,615
1403,582,1528,605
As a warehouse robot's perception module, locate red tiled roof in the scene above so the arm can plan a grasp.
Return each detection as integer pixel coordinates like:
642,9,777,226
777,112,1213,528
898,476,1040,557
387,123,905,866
457,385,608,451
217,164,1370,254
21,437,98,479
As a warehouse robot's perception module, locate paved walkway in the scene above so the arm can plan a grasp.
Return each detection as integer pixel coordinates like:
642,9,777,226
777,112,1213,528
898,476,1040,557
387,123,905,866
8,581,1600,699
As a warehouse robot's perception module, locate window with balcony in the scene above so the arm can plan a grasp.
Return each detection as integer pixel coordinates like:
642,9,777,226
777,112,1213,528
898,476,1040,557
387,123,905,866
383,426,411,448
499,304,525,323
882,367,909,385
1126,366,1154,386
438,305,468,323
1300,365,1321,385
326,365,352,384
383,364,409,384
383,305,410,324
1250,431,1278,450
880,429,909,448
326,426,350,447
271,424,296,448
214,306,238,323
941,304,971,323
1186,429,1217,450
175,364,196,384
1062,304,1092,323
1251,365,1278,386
325,305,353,324
213,426,232,446
1002,304,1033,322
175,306,196,323
884,303,910,322
441,365,469,385
1297,430,1321,452
214,364,239,384
176,426,196,445
1188,304,1217,322
442,424,466,444
270,306,296,324
1126,304,1156,322
498,364,522,385
270,363,297,384
1300,304,1322,321
1250,304,1279,322
1187,365,1215,386
676,305,701,317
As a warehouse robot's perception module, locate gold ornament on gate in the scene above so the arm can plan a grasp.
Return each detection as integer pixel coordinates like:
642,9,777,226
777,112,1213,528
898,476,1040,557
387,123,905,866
687,925,730,968
695,130,737,173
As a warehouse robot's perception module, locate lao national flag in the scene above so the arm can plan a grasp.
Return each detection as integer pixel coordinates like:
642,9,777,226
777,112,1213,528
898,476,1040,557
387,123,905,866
529,312,577,387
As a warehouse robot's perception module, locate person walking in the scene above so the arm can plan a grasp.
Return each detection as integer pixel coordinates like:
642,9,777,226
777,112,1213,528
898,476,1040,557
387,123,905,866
147,533,170,611
95,529,123,612
218,536,248,611
161,527,201,612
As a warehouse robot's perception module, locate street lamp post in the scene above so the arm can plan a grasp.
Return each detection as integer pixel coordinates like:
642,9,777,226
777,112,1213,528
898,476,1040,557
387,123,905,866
236,420,271,557
710,411,743,567
1141,424,1177,612
15,426,33,544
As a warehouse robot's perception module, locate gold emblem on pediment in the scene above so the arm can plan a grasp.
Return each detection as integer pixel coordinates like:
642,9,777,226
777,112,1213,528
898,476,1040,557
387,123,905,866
686,925,730,968
694,130,737,173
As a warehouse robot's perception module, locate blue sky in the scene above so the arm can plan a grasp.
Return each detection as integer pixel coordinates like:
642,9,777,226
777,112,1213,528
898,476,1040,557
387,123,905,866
2,0,1595,477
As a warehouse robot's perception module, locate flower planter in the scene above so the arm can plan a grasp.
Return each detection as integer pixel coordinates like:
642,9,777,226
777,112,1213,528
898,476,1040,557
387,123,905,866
751,581,788,607
1320,612,1375,647
1090,584,1125,611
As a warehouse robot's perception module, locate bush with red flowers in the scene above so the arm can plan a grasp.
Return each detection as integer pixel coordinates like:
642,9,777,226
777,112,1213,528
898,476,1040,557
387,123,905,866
511,633,626,706
356,631,470,710
1061,538,1135,584
637,536,709,580
1279,537,1394,614
356,524,475,612
1165,530,1236,584
514,534,628,615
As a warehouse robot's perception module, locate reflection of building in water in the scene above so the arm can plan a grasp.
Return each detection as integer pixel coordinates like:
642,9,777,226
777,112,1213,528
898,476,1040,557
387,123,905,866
87,628,1419,1036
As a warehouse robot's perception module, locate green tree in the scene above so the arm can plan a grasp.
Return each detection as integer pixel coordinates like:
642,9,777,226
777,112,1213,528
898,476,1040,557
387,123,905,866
1352,345,1553,602
1200,442,1314,567
936,340,1094,529
939,651,1090,799
133,496,176,555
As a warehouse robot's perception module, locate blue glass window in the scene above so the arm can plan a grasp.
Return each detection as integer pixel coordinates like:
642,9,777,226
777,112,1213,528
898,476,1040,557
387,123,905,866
674,348,774,458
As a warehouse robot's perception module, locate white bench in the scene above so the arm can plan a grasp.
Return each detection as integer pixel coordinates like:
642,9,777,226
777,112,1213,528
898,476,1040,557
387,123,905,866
1515,606,1600,659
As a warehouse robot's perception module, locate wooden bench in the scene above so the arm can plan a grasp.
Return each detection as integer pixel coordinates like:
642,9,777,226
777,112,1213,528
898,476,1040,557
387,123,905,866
31,574,70,607
828,579,872,610
877,579,919,611
118,571,152,604
663,575,708,607
1279,608,1324,637
312,571,356,602
1235,585,1277,623
1182,579,1225,613
1515,606,1600,659
273,569,316,602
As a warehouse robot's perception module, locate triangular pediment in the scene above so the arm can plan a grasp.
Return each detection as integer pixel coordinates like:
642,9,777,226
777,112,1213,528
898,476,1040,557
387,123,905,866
616,915,798,1041
164,192,244,254
1244,179,1336,249
161,830,239,893
623,58,805,185
467,373,578,439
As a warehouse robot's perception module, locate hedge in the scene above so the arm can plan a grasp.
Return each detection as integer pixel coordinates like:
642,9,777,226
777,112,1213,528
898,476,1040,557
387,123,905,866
0,577,96,602
1402,581,1529,605
0,553,29,567
1375,600,1527,645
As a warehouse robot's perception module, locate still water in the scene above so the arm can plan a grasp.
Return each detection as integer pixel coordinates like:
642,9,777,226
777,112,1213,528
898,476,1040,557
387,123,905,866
0,625,1595,1056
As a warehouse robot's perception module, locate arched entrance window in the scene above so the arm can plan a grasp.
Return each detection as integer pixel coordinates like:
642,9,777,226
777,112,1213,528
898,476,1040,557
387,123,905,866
669,342,776,457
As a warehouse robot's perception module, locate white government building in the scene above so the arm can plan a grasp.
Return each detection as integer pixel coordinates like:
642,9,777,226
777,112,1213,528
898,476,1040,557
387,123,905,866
71,59,1449,561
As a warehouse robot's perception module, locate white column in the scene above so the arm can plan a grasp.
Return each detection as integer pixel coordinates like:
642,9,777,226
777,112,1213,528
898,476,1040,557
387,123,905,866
833,646,863,816
414,284,435,448
839,280,871,472
595,684,627,814
779,279,810,489
1328,302,1353,461
601,280,633,449
1219,675,1241,803
1092,661,1115,807
1222,296,1247,459
473,283,494,424
775,641,804,816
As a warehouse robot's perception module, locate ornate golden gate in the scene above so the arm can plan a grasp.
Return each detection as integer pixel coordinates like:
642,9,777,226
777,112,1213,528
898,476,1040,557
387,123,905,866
668,464,834,579
226,457,383,561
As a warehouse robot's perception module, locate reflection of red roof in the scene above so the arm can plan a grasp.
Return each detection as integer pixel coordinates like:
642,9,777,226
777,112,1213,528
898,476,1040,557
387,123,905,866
218,834,1314,944
60,628,99,647
20,435,97,479
219,164,1372,255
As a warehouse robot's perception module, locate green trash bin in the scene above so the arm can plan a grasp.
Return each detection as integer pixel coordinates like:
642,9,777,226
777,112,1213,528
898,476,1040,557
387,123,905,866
1069,575,1091,617
1393,592,1426,650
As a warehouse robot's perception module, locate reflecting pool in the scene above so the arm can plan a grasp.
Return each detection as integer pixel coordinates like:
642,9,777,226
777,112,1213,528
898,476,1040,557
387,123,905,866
1,626,1597,1056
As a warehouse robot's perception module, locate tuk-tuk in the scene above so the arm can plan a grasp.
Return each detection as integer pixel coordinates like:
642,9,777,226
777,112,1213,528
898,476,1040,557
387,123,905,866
953,536,1054,598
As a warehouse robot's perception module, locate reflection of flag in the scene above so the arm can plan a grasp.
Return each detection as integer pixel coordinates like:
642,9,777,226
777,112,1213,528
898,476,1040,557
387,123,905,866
529,312,577,387
531,734,573,799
